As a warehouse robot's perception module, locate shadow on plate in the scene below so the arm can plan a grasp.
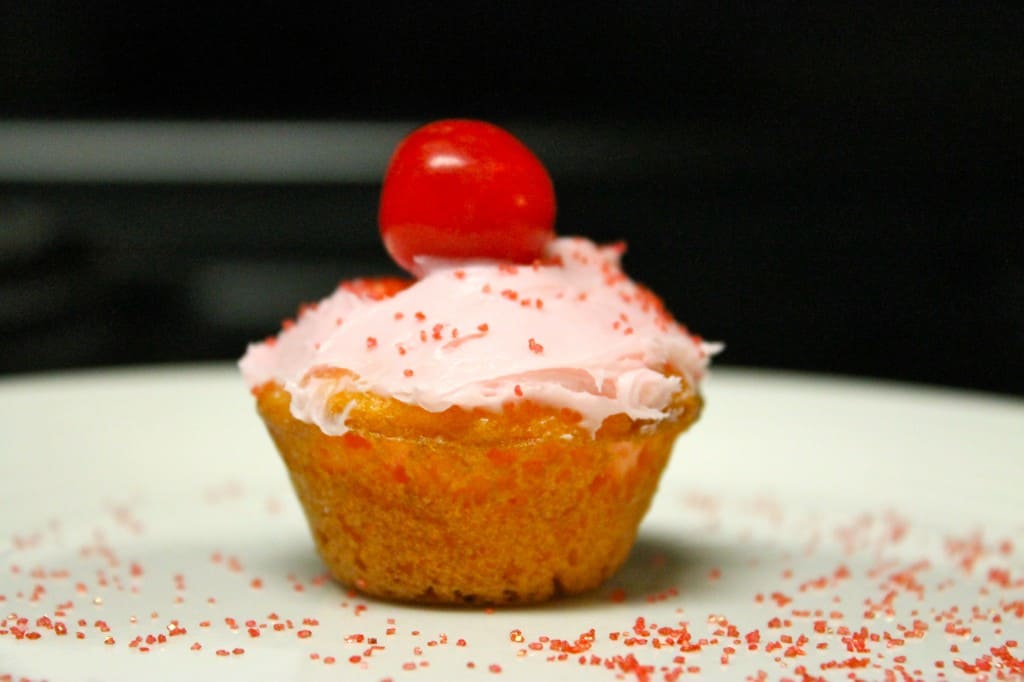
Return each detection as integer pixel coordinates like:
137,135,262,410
206,530,762,613
530,530,761,613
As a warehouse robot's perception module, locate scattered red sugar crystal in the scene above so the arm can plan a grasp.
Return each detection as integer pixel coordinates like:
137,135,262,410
6,480,1022,681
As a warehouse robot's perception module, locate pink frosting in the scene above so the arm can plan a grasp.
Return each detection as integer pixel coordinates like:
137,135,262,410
239,237,718,435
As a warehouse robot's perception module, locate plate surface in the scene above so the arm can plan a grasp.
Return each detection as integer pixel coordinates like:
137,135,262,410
1,366,1022,681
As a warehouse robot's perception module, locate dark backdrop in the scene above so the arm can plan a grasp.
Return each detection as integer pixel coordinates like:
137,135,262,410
1,3,1021,395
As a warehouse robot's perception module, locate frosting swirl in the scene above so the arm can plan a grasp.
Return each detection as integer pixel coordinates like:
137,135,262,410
240,237,718,435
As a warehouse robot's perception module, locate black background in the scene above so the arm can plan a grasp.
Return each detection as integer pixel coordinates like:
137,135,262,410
1,3,1022,395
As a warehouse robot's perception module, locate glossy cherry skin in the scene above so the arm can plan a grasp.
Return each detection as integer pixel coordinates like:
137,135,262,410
379,119,556,275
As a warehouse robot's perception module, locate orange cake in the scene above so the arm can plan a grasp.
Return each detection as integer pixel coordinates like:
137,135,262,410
240,120,718,604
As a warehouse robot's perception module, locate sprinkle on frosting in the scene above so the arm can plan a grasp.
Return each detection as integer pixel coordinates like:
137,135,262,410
239,237,720,436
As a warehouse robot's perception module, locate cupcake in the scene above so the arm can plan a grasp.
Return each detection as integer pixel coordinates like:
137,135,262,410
240,120,717,604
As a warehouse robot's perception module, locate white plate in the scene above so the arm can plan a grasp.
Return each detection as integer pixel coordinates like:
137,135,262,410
2,366,1022,681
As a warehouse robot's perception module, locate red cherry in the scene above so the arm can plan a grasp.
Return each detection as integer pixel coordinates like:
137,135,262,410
379,119,556,275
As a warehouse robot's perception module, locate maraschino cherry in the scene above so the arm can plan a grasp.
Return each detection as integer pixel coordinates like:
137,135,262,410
379,119,556,276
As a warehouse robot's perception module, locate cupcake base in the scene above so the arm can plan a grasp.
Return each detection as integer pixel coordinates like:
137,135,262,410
254,377,702,605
